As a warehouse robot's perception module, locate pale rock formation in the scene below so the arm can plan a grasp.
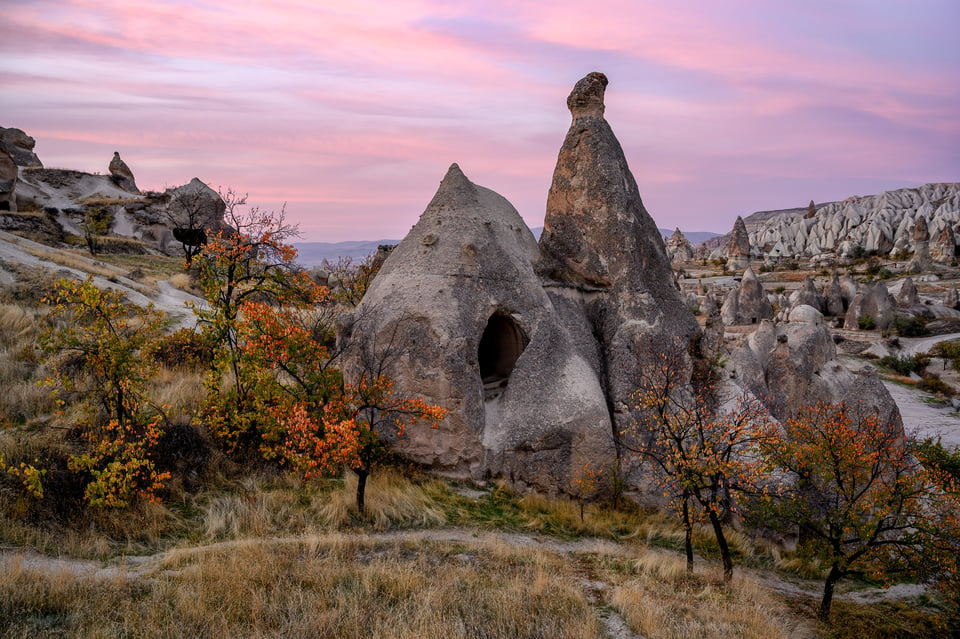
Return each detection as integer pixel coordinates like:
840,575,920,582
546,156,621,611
789,275,824,313
0,148,16,212
896,277,919,309
944,284,959,310
845,281,895,330
908,215,933,271
825,272,845,316
726,216,751,269
931,224,957,263
109,152,139,193
346,73,698,494
665,227,694,262
0,127,42,168
720,267,773,326
164,178,226,240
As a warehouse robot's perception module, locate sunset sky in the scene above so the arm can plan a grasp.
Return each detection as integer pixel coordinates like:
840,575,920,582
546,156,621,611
3,1,958,241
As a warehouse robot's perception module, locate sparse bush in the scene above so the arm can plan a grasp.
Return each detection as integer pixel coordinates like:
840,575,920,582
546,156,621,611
879,353,929,376
894,315,928,337
918,373,953,397
152,327,214,369
858,314,876,330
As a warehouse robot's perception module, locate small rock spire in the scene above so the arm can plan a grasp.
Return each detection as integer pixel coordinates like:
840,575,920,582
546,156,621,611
566,72,608,119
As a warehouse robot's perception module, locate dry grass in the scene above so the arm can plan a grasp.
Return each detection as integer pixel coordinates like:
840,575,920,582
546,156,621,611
1,537,604,638
603,549,808,639
168,271,193,292
149,367,205,418
317,470,448,530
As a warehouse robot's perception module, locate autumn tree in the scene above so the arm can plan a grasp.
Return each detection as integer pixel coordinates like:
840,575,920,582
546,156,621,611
192,190,322,455
36,277,169,507
622,337,771,580
755,402,931,622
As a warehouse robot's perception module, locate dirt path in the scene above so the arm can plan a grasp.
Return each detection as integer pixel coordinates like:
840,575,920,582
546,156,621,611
883,380,960,448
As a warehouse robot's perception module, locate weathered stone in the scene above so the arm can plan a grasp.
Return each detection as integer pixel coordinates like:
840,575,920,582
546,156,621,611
0,127,42,168
720,267,773,325
163,178,225,236
109,151,139,193
825,271,845,316
789,275,823,313
726,216,751,269
896,277,919,309
665,227,694,262
845,281,895,330
0,148,16,212
931,224,957,263
345,163,615,492
944,284,959,310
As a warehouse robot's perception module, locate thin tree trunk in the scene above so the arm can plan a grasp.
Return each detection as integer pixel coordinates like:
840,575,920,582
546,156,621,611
683,494,694,573
708,510,733,582
355,468,368,514
819,564,842,622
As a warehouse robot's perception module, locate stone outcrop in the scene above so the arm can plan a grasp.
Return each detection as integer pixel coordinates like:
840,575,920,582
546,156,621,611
346,73,699,495
0,127,42,168
109,152,139,193
729,184,960,263
825,272,845,316
720,267,773,325
789,275,823,313
728,311,900,426
726,216,751,269
845,281,895,330
0,148,16,212
665,227,694,262
931,224,956,264
944,285,959,310
907,215,933,271
896,277,919,309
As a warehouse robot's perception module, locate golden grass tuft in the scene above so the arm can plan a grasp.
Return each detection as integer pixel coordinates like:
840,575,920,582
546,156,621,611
168,272,193,292
317,470,447,530
608,553,804,639
2,538,604,638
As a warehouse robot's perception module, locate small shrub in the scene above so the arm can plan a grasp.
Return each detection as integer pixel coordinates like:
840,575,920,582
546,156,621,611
918,373,953,397
152,328,215,369
894,315,928,337
879,354,929,376
858,314,876,330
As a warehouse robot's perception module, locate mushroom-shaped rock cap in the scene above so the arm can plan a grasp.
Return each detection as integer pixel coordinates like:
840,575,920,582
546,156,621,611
567,72,608,119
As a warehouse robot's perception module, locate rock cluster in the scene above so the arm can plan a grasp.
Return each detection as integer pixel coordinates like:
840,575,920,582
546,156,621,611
725,216,751,269
720,267,773,325
722,184,960,264
665,228,694,262
347,73,698,494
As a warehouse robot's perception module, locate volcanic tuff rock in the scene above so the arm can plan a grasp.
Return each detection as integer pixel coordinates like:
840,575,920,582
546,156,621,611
735,183,960,263
0,149,16,212
845,281,895,330
109,151,139,194
665,227,694,262
0,127,42,168
720,267,773,326
789,275,824,314
347,73,698,495
725,216,751,269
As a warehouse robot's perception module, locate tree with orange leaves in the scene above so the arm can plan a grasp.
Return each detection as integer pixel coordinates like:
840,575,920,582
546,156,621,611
755,402,932,622
623,337,772,581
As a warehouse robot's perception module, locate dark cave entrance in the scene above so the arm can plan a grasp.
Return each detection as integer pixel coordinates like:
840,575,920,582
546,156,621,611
478,312,526,401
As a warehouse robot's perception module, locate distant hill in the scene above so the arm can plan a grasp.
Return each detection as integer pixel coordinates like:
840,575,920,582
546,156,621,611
296,227,721,266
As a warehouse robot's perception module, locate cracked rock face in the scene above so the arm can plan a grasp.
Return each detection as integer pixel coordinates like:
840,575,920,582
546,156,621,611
0,127,42,168
0,148,16,212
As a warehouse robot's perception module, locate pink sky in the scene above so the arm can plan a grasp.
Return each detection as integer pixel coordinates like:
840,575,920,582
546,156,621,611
2,0,958,241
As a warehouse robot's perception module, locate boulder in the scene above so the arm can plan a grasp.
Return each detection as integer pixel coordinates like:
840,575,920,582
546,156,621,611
164,178,225,236
931,224,957,263
0,127,42,168
944,284,959,310
109,152,139,193
845,281,895,330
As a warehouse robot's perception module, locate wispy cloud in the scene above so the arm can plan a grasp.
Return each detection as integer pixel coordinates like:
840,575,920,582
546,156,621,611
1,0,957,239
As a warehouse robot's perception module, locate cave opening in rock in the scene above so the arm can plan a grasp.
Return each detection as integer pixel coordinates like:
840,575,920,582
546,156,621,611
478,312,526,400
